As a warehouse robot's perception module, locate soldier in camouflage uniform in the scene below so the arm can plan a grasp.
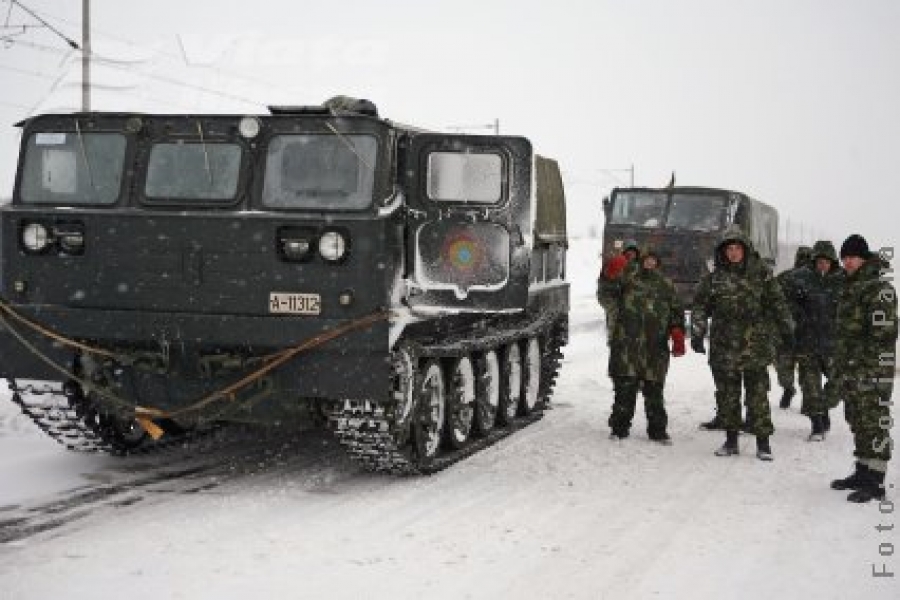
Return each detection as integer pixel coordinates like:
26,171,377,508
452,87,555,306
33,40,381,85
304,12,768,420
775,245,812,409
829,235,897,503
786,240,841,441
691,227,794,460
602,247,686,443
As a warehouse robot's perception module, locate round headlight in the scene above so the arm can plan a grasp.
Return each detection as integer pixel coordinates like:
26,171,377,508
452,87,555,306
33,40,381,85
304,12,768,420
238,116,261,139
22,223,51,252
318,231,347,262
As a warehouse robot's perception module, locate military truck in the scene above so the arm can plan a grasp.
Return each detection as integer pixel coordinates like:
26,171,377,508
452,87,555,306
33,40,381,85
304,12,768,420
0,97,569,474
601,186,778,303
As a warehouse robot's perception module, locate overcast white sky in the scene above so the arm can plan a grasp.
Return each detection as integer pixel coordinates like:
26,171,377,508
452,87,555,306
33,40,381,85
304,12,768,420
1,0,898,246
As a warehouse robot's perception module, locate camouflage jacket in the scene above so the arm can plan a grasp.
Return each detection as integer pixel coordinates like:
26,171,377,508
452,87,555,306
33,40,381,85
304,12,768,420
692,229,794,370
789,265,842,357
833,256,898,379
776,246,812,331
606,265,684,381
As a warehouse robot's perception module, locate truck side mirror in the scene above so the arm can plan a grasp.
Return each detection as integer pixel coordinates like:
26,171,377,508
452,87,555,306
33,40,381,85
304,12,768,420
602,196,611,218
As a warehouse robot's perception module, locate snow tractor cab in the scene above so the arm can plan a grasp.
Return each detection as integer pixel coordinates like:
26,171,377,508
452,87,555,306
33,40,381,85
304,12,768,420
0,97,569,473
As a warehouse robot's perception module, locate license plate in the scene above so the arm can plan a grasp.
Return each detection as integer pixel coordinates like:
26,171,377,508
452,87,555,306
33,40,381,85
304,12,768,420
269,292,321,315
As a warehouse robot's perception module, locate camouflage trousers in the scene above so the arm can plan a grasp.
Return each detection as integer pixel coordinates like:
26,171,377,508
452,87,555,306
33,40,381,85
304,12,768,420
774,348,797,392
796,354,836,416
609,377,668,436
711,367,773,437
838,373,894,463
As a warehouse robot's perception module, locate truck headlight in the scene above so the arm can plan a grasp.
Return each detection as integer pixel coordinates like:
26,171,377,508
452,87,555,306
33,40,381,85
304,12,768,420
318,230,348,262
21,223,51,253
55,226,85,255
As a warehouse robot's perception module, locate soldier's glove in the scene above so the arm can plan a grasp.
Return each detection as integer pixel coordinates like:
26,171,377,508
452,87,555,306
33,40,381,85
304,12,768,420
603,254,628,280
670,327,686,357
691,336,706,354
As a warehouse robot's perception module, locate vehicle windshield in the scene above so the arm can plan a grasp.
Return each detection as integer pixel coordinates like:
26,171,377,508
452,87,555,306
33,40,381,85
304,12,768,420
145,142,243,201
19,132,126,205
261,134,376,210
666,193,727,232
608,191,667,227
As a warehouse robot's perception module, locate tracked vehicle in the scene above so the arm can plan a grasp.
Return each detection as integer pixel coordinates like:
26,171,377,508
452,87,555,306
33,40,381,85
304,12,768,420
0,97,569,474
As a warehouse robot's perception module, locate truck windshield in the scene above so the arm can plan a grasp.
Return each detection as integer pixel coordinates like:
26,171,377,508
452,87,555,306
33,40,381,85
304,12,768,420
19,132,126,205
608,191,667,227
145,142,243,201
261,134,376,210
666,193,727,232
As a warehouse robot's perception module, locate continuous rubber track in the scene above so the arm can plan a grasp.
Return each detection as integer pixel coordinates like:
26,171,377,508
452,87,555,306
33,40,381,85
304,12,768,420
330,319,567,475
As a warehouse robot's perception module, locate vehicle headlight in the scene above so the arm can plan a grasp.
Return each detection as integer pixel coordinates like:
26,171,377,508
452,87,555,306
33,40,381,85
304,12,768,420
238,116,261,139
55,227,85,255
318,230,348,262
21,223,51,252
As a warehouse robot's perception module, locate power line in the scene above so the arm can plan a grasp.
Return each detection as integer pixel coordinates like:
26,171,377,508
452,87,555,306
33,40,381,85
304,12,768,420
0,60,57,79
14,3,299,99
5,0,78,48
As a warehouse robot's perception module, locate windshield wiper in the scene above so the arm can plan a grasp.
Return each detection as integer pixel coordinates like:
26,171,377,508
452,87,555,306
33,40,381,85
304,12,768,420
196,120,213,188
74,119,96,190
324,121,374,173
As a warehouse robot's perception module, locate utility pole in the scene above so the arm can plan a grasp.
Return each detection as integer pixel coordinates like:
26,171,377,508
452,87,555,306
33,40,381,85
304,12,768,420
82,0,90,112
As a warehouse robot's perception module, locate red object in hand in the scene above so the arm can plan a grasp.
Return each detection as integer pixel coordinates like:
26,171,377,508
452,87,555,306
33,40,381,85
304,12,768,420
670,327,686,357
604,254,629,279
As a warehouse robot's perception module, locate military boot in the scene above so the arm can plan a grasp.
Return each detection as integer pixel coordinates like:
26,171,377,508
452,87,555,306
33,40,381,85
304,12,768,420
831,462,867,491
847,468,887,503
756,436,773,461
609,427,629,441
807,415,826,442
779,387,795,409
714,430,739,456
648,429,673,446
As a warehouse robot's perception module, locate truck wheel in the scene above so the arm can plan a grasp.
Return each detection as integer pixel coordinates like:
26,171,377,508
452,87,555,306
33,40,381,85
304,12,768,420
413,359,446,466
473,350,500,436
498,342,522,425
521,336,542,414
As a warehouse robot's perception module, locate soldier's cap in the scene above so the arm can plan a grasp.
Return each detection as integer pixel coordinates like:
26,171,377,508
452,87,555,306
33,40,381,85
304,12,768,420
811,240,837,262
623,239,640,253
839,234,871,260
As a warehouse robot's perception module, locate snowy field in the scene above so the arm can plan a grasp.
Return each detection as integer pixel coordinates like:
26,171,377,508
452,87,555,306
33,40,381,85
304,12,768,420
0,238,897,599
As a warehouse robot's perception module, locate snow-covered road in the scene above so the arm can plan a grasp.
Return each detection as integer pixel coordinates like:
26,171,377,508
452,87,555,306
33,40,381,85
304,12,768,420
0,239,897,599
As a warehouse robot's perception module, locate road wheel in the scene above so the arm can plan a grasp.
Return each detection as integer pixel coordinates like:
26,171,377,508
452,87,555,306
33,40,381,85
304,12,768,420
473,350,500,436
522,336,542,414
498,342,522,425
445,356,475,449
412,359,446,467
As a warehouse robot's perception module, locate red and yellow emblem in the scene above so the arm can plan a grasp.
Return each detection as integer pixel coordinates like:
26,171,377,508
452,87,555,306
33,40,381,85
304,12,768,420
442,231,484,275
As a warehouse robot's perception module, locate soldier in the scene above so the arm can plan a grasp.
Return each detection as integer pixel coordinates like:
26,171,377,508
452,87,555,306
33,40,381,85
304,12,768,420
597,239,640,341
691,227,794,460
787,240,841,441
830,235,897,503
604,247,686,443
775,245,812,409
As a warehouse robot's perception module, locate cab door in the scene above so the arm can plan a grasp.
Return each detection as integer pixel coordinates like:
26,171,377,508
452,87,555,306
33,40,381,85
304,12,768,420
403,134,532,312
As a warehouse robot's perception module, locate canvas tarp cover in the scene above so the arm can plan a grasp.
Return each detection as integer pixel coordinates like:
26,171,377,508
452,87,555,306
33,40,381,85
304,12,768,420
534,155,567,244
